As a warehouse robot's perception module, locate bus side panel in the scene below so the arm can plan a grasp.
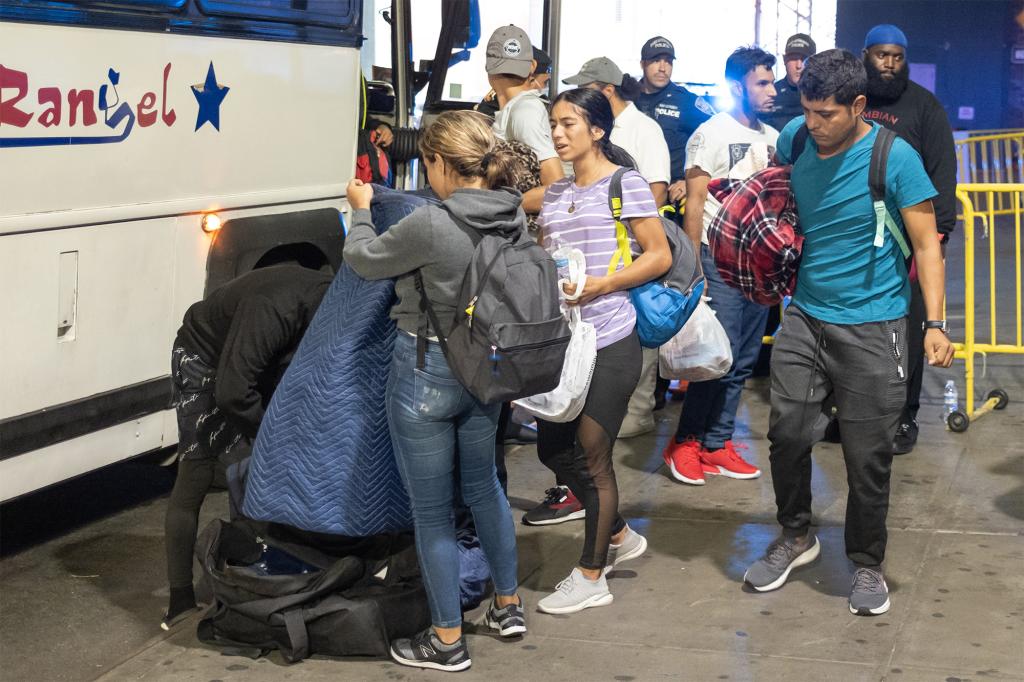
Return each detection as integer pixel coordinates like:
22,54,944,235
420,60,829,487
0,23,359,230
0,218,178,418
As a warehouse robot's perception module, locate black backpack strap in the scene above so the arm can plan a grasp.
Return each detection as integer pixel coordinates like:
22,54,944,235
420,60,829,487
791,124,809,163
605,167,634,272
867,126,910,258
413,270,451,370
606,167,630,221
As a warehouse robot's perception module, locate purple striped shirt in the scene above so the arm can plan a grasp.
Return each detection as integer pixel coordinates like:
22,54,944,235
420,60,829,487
539,169,658,349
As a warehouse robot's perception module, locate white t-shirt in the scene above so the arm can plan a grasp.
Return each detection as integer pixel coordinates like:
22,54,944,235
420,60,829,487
611,102,671,187
493,90,558,163
685,111,779,243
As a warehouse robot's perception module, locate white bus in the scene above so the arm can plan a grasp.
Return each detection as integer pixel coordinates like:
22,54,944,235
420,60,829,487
0,0,364,500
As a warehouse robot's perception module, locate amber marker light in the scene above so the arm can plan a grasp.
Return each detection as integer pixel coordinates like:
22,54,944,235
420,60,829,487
201,213,222,233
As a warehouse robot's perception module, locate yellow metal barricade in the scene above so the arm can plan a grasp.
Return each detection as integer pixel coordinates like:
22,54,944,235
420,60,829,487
955,131,1024,219
952,183,1024,422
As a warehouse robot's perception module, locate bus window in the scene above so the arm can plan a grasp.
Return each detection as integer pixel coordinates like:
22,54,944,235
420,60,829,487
195,0,357,28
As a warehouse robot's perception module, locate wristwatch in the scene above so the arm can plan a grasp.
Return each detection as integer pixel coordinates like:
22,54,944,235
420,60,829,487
923,320,948,333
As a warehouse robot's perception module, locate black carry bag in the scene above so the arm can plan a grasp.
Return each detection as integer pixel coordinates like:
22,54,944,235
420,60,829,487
195,519,430,663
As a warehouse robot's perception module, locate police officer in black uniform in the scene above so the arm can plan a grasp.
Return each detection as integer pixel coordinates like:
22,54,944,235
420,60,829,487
763,33,816,132
635,36,715,207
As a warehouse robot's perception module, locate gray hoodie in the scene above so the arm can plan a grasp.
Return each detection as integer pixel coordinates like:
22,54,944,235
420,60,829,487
344,188,527,336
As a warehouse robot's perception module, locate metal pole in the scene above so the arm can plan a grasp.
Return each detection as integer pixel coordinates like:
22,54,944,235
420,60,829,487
546,0,561,98
392,0,411,129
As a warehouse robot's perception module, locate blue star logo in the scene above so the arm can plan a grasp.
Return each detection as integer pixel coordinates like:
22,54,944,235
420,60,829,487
191,62,229,131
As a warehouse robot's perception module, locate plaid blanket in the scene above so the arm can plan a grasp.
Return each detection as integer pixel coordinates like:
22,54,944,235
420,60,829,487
706,166,802,306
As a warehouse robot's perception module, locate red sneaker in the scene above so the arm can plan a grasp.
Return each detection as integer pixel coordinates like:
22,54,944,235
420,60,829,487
663,438,705,485
701,441,761,479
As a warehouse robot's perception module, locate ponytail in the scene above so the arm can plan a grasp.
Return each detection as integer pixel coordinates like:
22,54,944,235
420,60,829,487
600,137,637,170
618,73,642,102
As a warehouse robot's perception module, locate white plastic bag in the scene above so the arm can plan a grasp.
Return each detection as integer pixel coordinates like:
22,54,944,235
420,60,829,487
659,298,733,381
516,275,596,423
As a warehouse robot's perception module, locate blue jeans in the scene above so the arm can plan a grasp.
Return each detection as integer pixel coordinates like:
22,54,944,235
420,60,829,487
675,245,769,450
386,332,518,628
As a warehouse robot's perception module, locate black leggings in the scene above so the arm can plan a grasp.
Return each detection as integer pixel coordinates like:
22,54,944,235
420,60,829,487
165,457,217,589
536,329,643,570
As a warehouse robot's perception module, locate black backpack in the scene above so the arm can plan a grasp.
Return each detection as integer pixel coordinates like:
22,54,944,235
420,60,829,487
195,519,429,663
791,124,911,259
414,212,570,405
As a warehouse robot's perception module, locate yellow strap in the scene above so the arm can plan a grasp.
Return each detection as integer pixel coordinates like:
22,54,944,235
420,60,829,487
606,218,633,276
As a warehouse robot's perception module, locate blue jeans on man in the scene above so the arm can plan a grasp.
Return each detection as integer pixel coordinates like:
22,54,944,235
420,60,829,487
675,245,769,448
386,331,519,628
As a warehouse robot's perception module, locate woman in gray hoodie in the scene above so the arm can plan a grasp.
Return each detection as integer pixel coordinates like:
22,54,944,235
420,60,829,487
344,110,526,673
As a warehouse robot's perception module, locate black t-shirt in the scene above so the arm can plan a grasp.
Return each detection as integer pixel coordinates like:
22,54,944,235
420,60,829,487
764,77,801,133
863,80,957,237
176,264,333,436
636,82,715,183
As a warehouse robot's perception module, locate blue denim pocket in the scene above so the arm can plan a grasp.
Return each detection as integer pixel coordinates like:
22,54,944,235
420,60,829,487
411,367,464,418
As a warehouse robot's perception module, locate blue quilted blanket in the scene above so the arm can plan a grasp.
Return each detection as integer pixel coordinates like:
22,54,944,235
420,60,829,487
242,188,435,535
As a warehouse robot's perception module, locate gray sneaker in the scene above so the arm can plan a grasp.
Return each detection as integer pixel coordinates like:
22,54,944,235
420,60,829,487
604,526,648,575
744,534,821,592
849,567,891,615
537,568,613,615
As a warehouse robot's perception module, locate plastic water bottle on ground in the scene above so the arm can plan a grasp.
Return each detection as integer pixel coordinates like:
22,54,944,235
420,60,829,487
943,380,959,418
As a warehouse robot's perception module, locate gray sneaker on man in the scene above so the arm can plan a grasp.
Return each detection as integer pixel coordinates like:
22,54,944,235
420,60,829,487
604,526,648,575
744,533,821,592
849,566,891,615
537,568,613,614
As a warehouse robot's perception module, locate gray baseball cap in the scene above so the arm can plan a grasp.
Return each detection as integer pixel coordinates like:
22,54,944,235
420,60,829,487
562,56,624,86
486,25,534,78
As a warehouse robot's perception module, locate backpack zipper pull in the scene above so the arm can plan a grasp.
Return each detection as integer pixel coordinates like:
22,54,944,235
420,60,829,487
465,296,478,327
490,345,499,373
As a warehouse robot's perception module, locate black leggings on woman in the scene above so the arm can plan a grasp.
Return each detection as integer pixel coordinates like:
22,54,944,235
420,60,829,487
536,329,643,570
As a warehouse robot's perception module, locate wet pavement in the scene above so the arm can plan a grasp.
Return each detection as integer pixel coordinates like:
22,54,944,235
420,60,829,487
2,363,1022,682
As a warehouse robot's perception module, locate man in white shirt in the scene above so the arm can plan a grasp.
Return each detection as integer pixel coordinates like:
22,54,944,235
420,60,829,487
663,46,779,485
485,25,564,214
561,56,672,438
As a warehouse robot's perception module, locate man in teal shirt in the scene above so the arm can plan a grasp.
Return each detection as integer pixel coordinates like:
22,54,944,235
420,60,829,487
743,49,954,616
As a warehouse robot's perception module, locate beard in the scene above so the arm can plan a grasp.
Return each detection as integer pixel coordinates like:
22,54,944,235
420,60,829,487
865,59,909,101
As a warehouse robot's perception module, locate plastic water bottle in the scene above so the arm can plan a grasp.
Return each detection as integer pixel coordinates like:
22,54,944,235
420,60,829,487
548,232,572,283
943,380,959,417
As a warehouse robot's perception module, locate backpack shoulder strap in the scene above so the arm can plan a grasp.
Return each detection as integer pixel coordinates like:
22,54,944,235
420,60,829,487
791,124,809,163
605,167,634,275
868,126,910,259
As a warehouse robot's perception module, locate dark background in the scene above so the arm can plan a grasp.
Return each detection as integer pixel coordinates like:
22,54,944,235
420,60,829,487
836,0,1023,130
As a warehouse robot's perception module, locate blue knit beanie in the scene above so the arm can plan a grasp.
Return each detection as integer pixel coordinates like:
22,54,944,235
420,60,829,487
864,24,908,49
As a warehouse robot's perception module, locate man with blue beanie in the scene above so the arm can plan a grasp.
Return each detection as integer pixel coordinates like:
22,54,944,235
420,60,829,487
860,24,957,455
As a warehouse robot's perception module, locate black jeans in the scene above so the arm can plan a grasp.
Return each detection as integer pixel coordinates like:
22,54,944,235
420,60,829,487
536,329,643,570
902,279,926,422
767,307,907,567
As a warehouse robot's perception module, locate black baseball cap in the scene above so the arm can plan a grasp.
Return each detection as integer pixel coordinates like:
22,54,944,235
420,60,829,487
641,36,675,61
784,33,816,58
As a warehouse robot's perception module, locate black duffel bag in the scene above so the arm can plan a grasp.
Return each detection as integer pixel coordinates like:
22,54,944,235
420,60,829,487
195,519,430,663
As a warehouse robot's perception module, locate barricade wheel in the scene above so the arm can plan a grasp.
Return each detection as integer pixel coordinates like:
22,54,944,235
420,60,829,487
947,410,970,433
987,389,1009,410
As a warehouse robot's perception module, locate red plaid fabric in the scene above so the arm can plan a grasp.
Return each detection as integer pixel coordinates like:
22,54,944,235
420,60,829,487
706,166,803,306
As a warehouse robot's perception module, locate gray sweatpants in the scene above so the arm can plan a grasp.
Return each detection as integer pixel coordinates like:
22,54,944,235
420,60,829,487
768,306,908,567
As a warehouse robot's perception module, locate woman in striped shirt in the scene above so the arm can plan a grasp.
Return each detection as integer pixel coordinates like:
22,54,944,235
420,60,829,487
536,88,672,615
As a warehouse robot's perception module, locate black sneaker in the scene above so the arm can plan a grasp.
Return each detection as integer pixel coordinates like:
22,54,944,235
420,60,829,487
390,628,471,672
484,597,526,637
521,486,586,526
892,420,918,455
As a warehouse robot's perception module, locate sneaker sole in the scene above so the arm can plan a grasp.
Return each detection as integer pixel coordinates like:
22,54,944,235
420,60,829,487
664,455,705,485
745,537,821,592
483,613,527,637
705,465,762,480
537,591,613,615
521,508,586,526
389,649,472,672
850,596,891,616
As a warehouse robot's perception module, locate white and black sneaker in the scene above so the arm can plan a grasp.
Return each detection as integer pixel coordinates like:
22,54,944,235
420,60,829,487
389,627,471,672
484,597,527,637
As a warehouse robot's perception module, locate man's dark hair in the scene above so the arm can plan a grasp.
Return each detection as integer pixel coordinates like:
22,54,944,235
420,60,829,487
724,46,776,83
799,48,867,105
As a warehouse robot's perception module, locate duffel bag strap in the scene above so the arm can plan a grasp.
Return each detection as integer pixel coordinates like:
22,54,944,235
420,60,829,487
282,609,310,663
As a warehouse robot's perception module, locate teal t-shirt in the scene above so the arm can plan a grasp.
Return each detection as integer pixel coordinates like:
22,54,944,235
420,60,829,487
777,117,936,324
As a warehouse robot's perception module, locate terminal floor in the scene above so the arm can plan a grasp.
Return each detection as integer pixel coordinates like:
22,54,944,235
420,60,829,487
2,370,1022,682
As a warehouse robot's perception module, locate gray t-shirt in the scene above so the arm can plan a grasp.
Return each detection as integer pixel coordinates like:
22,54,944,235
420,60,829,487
493,90,558,164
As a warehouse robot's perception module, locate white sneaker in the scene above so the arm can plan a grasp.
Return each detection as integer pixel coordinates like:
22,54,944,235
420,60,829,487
537,568,613,615
605,526,648,575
